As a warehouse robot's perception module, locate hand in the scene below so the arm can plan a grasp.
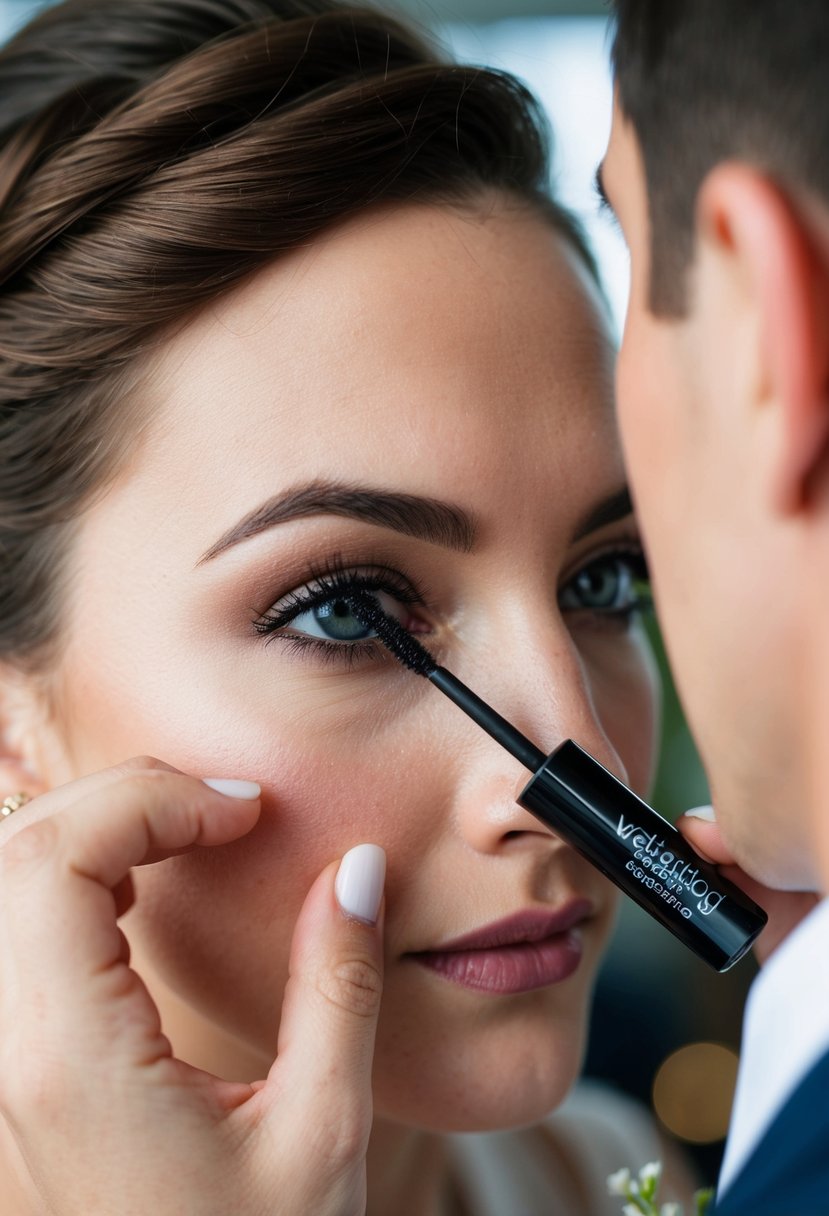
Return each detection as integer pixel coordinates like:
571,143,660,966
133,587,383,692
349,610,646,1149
677,807,818,965
0,759,386,1216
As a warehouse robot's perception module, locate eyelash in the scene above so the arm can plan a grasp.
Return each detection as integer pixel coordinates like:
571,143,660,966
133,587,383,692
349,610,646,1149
252,547,652,665
253,563,429,665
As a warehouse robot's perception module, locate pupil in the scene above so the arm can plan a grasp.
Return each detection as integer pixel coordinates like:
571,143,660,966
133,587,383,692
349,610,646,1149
578,563,619,607
314,598,372,641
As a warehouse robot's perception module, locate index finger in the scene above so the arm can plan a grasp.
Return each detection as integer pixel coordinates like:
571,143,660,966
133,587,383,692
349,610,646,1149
0,756,184,851
0,769,260,1057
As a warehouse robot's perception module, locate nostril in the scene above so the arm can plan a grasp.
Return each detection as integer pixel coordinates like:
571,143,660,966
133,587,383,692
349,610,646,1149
502,825,554,842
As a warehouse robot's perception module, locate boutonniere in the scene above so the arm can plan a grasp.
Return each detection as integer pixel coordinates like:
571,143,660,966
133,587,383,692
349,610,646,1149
608,1161,714,1216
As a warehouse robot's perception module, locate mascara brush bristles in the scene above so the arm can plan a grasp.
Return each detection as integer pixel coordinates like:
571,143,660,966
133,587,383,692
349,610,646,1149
348,592,546,772
348,593,437,678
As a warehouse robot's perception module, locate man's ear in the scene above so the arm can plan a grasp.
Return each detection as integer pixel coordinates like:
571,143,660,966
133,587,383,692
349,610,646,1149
696,164,829,515
0,665,52,800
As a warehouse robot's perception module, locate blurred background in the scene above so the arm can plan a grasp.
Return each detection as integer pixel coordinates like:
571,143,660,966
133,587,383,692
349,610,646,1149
0,0,752,1190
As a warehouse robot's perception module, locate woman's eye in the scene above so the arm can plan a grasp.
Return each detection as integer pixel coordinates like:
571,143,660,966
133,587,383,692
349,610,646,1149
287,591,405,643
559,553,649,617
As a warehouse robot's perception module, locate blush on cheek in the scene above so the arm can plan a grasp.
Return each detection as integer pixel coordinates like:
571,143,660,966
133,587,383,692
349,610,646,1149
122,742,415,1058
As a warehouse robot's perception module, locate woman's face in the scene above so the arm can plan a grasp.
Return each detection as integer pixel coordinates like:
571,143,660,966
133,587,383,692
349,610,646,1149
37,199,657,1131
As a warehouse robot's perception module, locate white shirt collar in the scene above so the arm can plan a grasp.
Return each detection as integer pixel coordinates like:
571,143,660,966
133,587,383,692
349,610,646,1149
718,896,829,1195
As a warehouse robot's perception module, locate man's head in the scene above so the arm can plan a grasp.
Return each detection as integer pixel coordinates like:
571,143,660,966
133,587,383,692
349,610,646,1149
602,1,829,890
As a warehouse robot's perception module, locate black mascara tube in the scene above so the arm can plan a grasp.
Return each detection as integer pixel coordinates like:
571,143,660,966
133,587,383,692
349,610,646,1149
348,593,767,972
518,740,765,971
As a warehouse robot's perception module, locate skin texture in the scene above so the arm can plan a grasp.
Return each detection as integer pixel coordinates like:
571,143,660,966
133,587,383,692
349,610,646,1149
602,96,829,906
0,197,658,1213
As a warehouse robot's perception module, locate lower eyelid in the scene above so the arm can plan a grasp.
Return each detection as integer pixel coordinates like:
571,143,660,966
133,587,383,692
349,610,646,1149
276,635,386,666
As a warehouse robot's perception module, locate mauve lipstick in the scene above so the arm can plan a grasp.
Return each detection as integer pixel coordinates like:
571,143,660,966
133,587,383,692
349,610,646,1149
410,901,592,995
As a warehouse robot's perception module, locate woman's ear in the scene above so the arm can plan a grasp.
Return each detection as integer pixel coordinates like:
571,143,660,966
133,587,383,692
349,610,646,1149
696,164,829,516
0,664,52,800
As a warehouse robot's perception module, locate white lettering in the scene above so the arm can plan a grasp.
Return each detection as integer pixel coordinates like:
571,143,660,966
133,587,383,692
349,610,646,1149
699,890,726,916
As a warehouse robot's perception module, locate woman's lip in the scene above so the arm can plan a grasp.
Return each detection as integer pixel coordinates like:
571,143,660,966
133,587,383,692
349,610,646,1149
405,900,593,995
409,930,585,994
419,899,595,952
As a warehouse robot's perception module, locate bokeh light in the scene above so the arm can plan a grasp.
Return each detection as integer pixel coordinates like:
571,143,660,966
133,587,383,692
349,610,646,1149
652,1042,740,1144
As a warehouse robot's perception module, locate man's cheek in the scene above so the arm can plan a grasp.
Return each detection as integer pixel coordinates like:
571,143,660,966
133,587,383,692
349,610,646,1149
615,340,654,466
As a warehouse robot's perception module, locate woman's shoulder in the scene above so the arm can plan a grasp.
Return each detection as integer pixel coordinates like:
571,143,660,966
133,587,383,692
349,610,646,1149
444,1080,694,1216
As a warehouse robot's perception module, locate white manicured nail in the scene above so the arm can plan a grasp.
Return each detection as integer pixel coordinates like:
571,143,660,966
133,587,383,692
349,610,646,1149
684,804,716,822
202,778,261,800
335,844,386,925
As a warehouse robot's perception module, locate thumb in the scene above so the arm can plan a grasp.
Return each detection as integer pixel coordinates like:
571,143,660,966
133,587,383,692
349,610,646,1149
676,805,735,865
257,844,386,1174
678,806,819,962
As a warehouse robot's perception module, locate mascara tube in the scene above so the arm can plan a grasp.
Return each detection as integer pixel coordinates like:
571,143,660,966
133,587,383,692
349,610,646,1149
518,740,764,971
349,593,767,972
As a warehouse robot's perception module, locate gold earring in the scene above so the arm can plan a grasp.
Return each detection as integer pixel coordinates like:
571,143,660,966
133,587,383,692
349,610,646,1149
1,791,31,820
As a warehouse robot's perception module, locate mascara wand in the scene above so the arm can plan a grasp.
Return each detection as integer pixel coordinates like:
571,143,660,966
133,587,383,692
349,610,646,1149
349,592,545,773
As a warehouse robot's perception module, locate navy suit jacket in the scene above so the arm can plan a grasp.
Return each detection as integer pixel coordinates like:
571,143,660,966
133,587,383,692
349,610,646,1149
713,1045,829,1215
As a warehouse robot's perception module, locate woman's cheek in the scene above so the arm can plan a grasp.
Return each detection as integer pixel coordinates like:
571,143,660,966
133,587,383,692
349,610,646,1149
123,730,443,1051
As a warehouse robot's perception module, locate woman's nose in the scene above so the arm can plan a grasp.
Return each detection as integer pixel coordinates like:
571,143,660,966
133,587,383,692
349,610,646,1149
448,643,628,856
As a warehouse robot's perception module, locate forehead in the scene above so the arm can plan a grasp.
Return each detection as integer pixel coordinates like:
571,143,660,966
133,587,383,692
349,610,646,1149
106,201,621,549
602,96,649,253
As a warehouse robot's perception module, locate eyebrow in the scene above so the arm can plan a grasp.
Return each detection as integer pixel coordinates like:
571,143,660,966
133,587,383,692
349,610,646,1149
573,485,633,540
197,481,477,563
197,480,634,565
594,162,617,221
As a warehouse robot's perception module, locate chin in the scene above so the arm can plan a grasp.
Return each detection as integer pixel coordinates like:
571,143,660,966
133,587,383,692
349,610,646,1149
717,791,815,889
739,837,818,892
372,1006,588,1133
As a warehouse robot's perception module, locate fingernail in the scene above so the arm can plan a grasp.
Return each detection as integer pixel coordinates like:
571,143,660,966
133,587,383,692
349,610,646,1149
335,844,386,925
684,804,716,822
202,778,261,800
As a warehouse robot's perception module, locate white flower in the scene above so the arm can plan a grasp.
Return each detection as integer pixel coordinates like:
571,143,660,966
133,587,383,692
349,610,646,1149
608,1168,632,1196
641,1162,663,1185
623,1206,643,1216
659,1204,681,1216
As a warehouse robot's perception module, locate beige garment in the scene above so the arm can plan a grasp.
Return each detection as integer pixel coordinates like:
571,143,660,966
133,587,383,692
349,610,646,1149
445,1080,691,1216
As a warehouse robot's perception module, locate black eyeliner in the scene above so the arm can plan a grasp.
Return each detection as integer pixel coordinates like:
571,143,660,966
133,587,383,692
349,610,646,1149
253,562,424,637
348,591,767,973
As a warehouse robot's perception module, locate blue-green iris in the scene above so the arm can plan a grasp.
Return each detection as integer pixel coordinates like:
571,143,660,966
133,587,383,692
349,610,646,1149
313,598,374,641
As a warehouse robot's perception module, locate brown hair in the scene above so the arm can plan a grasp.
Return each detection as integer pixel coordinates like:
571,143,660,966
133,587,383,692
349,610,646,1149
0,0,593,670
